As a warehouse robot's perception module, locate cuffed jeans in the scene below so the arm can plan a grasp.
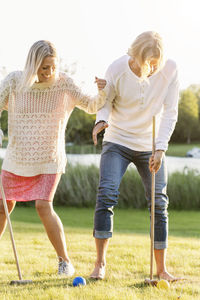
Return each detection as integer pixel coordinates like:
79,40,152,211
93,142,169,249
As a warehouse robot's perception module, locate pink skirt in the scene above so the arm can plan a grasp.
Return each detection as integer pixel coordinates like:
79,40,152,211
0,170,61,202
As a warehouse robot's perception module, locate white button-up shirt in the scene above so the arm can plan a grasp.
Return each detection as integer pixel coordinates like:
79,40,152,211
96,55,179,151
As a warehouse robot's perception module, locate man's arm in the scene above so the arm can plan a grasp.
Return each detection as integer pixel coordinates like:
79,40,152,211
156,68,179,151
150,65,179,173
92,66,116,145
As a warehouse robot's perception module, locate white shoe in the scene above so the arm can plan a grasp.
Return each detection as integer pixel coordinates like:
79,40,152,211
58,259,75,276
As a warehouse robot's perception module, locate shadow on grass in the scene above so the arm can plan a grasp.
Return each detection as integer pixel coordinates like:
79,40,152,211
0,279,71,294
128,282,148,289
0,276,108,293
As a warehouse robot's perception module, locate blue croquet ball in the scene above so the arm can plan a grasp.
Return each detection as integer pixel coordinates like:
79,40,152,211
72,276,86,287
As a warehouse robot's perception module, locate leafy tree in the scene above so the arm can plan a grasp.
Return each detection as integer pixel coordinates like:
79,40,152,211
172,89,199,143
66,108,96,144
188,84,200,121
1,111,8,135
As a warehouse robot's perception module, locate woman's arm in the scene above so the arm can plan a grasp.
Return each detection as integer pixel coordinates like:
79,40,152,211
66,75,107,114
0,73,12,112
0,72,15,146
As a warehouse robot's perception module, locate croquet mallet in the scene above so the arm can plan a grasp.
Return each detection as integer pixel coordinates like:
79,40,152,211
0,177,32,285
145,116,158,286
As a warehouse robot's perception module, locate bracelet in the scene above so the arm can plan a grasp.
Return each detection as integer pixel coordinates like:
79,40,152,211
95,120,107,126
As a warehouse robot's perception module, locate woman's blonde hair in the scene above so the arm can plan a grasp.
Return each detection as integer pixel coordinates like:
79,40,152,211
127,31,164,80
18,40,58,91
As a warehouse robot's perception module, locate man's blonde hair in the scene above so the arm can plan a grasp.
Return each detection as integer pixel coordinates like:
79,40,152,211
18,40,58,91
127,31,164,80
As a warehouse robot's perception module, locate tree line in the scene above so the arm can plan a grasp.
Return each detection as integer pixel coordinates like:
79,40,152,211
171,85,200,144
1,85,200,145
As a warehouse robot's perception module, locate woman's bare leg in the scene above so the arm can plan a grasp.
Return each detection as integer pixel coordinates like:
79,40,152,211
35,200,70,262
0,200,16,238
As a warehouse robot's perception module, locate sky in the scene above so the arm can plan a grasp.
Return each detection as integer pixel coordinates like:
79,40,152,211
0,0,200,93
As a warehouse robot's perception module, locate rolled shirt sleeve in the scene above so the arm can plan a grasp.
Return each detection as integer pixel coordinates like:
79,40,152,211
156,68,179,151
96,66,116,123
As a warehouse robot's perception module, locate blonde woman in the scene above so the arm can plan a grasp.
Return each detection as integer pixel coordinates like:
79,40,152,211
91,31,180,281
0,40,106,276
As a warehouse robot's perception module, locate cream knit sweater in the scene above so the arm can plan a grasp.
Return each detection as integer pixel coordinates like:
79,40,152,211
0,71,106,176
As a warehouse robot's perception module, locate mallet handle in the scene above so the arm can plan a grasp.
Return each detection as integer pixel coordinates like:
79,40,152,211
0,178,22,280
150,116,156,280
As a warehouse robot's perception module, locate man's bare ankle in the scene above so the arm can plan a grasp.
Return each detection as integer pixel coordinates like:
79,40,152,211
157,270,176,279
95,261,106,268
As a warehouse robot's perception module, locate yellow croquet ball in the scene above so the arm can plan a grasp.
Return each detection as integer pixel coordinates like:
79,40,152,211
157,279,170,289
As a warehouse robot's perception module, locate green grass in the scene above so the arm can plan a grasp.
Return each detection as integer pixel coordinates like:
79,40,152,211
166,143,200,157
54,165,200,209
66,144,102,154
2,135,8,148
0,207,199,300
66,143,200,156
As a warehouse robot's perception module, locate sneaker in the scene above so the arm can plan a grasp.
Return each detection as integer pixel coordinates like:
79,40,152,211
58,260,75,276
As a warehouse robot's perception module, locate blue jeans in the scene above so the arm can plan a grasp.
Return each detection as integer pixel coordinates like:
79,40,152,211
94,142,168,249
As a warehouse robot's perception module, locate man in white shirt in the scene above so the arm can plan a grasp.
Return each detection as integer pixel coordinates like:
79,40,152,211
90,31,180,281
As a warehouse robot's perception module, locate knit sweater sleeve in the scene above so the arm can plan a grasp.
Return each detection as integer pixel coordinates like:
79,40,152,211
0,71,20,111
63,74,107,114
0,71,18,144
0,72,15,112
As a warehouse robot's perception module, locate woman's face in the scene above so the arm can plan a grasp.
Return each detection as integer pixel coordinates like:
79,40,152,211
37,56,57,83
148,58,160,74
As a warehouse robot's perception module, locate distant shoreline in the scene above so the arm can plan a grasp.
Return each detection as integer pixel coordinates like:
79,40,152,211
0,149,200,174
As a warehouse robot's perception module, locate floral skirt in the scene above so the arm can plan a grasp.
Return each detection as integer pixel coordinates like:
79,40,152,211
0,170,61,202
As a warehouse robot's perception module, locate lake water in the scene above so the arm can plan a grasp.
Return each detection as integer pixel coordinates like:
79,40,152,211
66,154,200,174
1,148,199,174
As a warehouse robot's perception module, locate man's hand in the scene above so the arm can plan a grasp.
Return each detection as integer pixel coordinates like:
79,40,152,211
149,150,164,173
92,121,108,146
95,77,107,90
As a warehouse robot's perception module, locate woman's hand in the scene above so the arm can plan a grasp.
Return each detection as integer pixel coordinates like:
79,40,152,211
95,77,107,90
149,150,164,173
92,121,108,146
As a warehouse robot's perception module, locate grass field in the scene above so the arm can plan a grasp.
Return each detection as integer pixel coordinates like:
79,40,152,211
66,143,200,157
166,143,200,157
0,207,199,300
